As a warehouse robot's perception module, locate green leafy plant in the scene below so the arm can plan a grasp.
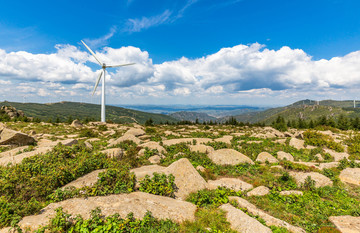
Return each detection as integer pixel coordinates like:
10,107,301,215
187,187,242,208
139,173,176,198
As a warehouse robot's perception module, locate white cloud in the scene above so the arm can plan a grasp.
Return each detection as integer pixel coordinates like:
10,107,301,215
126,10,172,32
1,42,360,105
83,27,117,48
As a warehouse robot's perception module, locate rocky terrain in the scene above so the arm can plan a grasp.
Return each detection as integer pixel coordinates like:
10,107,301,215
0,120,359,232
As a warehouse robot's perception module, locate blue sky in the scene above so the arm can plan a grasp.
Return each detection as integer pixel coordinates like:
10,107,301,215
1,0,360,106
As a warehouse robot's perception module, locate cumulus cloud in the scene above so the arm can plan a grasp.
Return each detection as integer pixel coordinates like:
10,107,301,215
1,42,360,104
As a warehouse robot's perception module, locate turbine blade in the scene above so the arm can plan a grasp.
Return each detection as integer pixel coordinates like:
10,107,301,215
92,70,103,96
81,40,103,66
106,63,136,68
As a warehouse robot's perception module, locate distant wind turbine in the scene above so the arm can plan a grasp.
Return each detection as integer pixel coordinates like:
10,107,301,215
81,40,135,122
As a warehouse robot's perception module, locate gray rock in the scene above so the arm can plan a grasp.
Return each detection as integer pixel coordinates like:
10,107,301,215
220,203,272,233
101,148,124,158
125,128,145,137
256,152,279,163
289,138,305,150
279,190,303,196
148,155,161,164
62,169,106,189
289,172,333,188
189,144,214,154
130,165,166,180
17,192,197,231
207,178,253,192
228,196,305,233
0,128,35,146
140,141,166,154
247,186,270,196
277,151,294,161
329,215,360,233
71,120,83,128
339,168,360,186
109,134,141,146
323,148,350,162
208,149,254,165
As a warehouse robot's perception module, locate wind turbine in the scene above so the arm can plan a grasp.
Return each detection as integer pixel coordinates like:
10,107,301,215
81,40,135,122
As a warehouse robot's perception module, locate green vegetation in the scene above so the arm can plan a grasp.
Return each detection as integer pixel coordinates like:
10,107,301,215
187,187,242,208
0,101,177,124
139,173,176,198
35,208,179,233
303,130,344,152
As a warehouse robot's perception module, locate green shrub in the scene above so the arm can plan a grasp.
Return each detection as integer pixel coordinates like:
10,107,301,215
303,130,344,152
139,173,176,198
78,128,98,138
97,125,108,131
187,187,242,208
35,207,179,233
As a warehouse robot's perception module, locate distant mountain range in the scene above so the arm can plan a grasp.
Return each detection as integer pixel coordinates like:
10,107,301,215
1,99,360,125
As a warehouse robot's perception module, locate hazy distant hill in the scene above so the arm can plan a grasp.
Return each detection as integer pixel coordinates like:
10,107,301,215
0,101,177,124
169,111,218,123
225,99,360,124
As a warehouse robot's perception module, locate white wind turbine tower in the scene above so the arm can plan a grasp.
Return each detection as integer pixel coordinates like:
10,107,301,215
81,40,135,122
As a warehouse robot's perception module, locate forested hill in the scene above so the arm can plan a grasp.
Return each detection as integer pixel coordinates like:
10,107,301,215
0,101,178,124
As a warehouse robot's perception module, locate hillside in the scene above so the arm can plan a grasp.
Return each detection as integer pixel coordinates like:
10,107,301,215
0,101,177,124
169,111,218,122
0,122,359,232
226,99,360,124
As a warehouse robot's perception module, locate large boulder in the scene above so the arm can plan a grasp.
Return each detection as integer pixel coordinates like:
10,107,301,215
189,144,214,154
140,141,166,154
130,165,166,180
62,169,106,189
207,178,253,192
125,128,145,137
109,134,141,146
277,151,294,161
289,172,333,188
208,149,254,165
220,203,272,233
229,197,305,233
256,152,278,163
17,192,197,231
101,148,124,158
339,168,360,186
70,119,83,128
329,216,360,233
289,138,305,150
164,158,208,200
323,148,350,162
246,186,270,196
0,128,35,146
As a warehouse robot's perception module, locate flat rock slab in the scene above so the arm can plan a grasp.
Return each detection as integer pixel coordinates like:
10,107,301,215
247,186,270,196
37,139,78,147
207,178,253,192
162,138,212,146
256,152,279,163
17,192,197,231
62,169,106,189
280,190,303,196
228,197,305,233
289,172,333,188
208,149,254,165
339,168,360,186
0,146,28,158
329,215,360,233
0,146,52,166
214,135,233,144
220,203,272,233
229,197,306,233
324,148,350,162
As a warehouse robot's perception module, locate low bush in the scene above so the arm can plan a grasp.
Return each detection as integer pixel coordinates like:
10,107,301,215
139,173,176,198
187,187,242,208
303,130,344,152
